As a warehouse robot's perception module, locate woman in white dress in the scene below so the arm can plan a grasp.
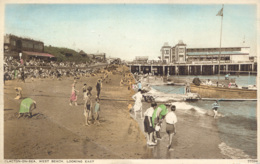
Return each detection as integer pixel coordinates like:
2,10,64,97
132,89,143,119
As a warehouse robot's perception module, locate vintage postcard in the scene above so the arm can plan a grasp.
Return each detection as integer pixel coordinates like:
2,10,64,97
1,0,259,163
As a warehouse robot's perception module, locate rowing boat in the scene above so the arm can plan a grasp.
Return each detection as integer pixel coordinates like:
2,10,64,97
190,84,257,99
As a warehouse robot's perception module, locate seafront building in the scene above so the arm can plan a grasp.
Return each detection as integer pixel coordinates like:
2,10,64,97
4,34,56,61
128,40,257,75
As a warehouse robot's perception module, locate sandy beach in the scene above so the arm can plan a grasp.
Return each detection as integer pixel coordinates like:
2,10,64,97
4,67,231,159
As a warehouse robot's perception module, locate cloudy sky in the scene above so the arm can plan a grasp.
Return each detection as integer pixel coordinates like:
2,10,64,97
4,3,257,60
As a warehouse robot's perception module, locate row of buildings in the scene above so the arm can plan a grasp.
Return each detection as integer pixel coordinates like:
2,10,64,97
3,34,107,62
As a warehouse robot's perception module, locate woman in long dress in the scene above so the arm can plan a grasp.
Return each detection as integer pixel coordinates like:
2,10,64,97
132,89,143,119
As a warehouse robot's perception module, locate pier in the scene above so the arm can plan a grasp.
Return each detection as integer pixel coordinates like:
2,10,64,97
128,62,257,76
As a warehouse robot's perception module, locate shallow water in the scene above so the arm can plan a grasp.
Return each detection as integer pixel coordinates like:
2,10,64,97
151,82,257,159
189,100,257,158
173,74,256,87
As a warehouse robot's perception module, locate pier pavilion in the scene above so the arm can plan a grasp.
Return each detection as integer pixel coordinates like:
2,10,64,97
128,63,257,75
128,62,257,75
127,40,257,75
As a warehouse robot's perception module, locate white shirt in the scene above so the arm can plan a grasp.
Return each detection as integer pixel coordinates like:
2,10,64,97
165,111,177,124
144,107,154,117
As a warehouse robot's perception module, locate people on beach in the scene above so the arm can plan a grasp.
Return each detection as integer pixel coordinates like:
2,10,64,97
70,82,79,106
206,79,212,85
127,102,133,112
96,78,102,99
212,100,220,119
165,105,177,151
137,81,142,91
14,87,22,99
185,82,190,93
21,68,25,83
152,104,168,140
84,92,92,126
82,83,87,99
132,89,143,119
87,86,93,95
93,98,101,125
120,79,124,86
128,79,132,90
18,98,36,118
225,74,230,80
144,102,157,146
228,82,232,88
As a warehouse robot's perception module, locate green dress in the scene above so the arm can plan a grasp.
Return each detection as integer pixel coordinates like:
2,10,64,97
19,98,35,113
152,104,168,127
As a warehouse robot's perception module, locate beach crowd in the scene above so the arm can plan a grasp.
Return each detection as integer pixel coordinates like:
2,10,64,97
4,57,107,83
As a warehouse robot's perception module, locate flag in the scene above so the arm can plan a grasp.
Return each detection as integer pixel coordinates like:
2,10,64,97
216,8,223,16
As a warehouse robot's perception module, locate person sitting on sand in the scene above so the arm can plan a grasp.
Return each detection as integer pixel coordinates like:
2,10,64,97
152,104,168,141
212,100,220,119
165,105,177,151
69,82,79,106
144,102,157,146
132,89,143,119
18,98,36,118
93,98,100,125
84,92,92,126
14,87,22,99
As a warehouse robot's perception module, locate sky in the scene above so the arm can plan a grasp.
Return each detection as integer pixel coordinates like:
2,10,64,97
4,4,257,60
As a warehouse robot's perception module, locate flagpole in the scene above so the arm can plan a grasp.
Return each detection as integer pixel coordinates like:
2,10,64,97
218,4,224,82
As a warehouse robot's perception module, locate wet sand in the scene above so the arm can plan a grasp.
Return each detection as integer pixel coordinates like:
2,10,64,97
4,68,229,159
133,102,229,159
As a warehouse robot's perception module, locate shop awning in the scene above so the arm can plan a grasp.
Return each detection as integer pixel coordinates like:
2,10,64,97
23,51,55,58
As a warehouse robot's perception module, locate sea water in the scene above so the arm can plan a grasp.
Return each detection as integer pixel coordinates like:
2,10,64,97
174,74,256,87
151,75,257,159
